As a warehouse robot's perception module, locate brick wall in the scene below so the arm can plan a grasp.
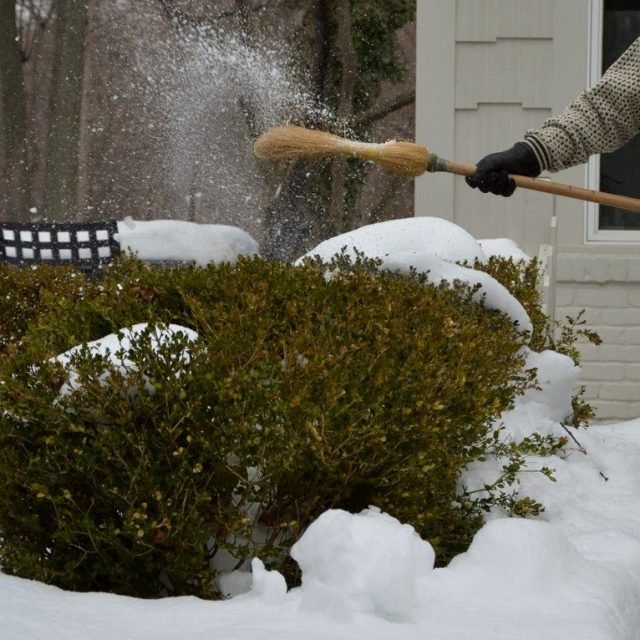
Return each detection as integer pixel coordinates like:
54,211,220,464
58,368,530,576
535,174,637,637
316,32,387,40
555,255,640,421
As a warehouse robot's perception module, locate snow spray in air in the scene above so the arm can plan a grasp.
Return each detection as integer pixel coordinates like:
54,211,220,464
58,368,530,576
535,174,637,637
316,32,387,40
129,9,330,242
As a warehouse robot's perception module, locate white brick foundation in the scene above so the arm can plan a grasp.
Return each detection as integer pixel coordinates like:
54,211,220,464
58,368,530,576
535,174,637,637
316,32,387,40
555,255,640,421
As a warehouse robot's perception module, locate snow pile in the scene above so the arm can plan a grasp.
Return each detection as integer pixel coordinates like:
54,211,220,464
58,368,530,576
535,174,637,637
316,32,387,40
3,216,640,639
298,216,532,333
291,507,434,622
115,218,259,266
427,516,640,639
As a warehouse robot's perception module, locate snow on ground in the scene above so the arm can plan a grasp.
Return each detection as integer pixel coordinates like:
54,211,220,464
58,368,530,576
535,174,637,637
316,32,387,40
2,216,640,639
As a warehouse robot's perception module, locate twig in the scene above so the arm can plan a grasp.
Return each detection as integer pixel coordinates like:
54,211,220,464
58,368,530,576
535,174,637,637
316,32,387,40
351,90,416,128
560,422,587,455
560,422,609,481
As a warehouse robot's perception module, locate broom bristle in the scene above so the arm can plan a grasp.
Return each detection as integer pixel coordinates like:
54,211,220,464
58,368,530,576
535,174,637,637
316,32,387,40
253,125,430,177
373,141,429,177
254,126,347,161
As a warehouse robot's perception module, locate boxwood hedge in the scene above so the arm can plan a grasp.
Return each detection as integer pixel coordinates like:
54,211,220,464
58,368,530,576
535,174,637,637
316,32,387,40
0,255,555,598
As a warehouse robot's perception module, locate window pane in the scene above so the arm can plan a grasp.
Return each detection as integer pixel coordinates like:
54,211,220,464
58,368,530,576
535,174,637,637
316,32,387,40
599,1,640,230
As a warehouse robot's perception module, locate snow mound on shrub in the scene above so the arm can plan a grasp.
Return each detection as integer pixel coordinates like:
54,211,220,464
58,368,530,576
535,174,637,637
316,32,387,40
382,252,532,332
299,216,486,265
299,217,532,333
463,348,582,513
501,349,581,438
290,507,435,622
478,237,531,262
115,218,259,265
56,323,198,396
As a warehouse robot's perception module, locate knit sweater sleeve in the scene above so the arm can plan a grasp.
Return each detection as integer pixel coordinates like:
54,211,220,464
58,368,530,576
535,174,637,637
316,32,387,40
524,37,640,172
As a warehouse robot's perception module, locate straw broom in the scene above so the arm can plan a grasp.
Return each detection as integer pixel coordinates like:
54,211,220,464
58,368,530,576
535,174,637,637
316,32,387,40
254,126,428,177
254,125,640,213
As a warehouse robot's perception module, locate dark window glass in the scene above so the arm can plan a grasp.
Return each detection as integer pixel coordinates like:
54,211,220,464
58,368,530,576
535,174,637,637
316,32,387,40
599,0,640,230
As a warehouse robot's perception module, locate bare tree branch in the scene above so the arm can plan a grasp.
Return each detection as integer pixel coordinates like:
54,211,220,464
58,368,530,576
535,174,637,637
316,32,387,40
352,90,415,129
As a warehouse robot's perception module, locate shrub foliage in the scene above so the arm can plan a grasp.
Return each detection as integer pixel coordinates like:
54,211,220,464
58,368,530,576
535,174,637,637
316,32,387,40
477,256,601,426
0,256,558,597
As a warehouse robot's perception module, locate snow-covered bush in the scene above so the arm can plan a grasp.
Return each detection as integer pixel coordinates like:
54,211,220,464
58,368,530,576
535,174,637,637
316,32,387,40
0,255,570,598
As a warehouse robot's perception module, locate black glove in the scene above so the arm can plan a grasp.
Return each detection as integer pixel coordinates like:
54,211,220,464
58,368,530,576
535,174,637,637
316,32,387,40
465,142,541,197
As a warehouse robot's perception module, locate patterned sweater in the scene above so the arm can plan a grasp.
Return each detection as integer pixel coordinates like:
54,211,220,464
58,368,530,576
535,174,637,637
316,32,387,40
524,37,640,172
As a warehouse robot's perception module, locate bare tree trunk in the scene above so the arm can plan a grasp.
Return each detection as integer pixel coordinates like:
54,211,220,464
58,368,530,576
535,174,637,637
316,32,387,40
76,0,100,221
0,1,28,219
44,0,89,221
310,0,331,113
328,0,357,235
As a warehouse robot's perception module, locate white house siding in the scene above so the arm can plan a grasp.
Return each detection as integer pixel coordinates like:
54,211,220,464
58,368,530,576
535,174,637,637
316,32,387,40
416,0,640,420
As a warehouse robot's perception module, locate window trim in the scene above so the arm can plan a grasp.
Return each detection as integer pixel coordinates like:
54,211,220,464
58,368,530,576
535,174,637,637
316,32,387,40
586,0,640,243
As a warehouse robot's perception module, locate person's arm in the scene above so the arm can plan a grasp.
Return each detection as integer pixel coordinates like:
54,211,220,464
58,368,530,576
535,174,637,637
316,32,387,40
526,37,640,171
467,37,640,196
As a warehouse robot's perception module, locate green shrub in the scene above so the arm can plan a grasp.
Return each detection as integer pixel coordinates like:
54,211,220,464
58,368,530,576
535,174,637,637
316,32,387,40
474,256,550,352
0,264,86,355
0,256,533,597
477,256,601,427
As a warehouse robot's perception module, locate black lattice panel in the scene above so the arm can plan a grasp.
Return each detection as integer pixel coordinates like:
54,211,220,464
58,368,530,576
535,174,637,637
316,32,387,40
0,221,120,274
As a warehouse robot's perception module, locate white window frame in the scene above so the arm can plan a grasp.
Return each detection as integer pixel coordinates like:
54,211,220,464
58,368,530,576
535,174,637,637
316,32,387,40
586,0,640,243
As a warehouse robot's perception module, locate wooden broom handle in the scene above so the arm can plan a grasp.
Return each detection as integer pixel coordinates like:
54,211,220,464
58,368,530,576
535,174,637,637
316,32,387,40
445,160,640,213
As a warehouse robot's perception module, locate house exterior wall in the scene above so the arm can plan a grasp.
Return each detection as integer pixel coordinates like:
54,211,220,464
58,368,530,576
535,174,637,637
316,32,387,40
556,256,640,420
416,0,640,421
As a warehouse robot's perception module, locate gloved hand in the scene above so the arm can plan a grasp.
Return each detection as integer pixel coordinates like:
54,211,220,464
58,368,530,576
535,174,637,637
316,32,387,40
465,142,541,197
